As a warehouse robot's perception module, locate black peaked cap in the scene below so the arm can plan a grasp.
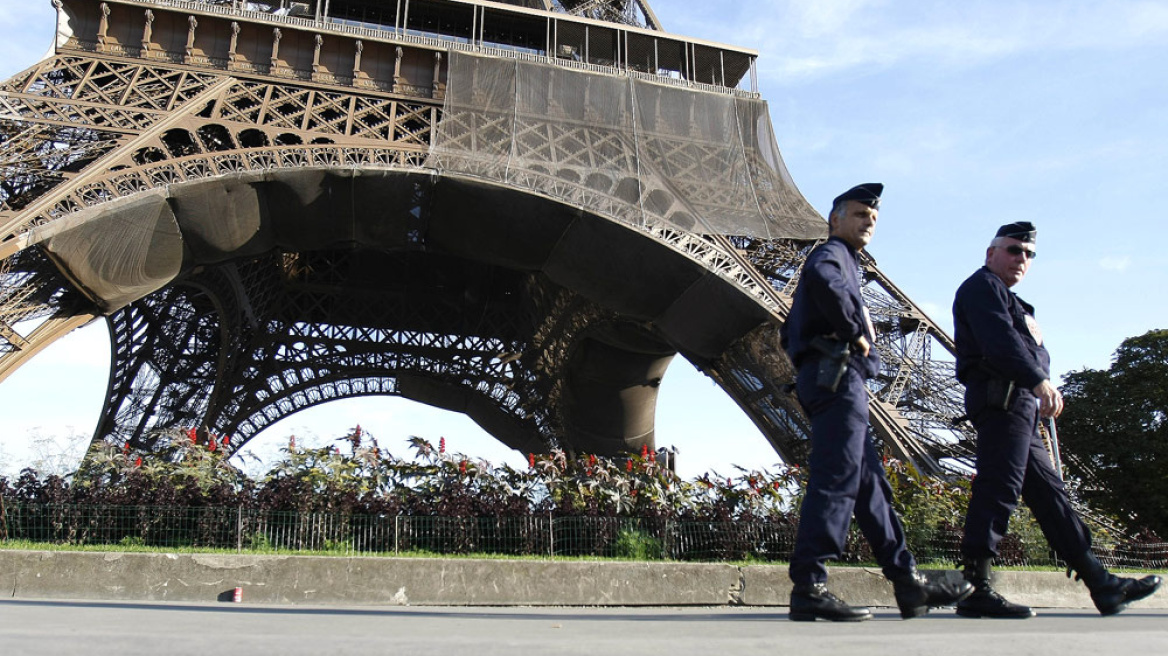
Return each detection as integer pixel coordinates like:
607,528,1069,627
832,183,883,210
995,221,1037,243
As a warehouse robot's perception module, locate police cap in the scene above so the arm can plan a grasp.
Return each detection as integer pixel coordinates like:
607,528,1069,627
832,183,883,210
995,221,1037,243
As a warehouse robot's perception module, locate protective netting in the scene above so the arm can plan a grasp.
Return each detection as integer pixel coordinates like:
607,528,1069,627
428,51,826,241
32,189,184,312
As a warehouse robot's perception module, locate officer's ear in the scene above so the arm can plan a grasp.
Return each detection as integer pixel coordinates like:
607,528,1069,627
827,203,842,234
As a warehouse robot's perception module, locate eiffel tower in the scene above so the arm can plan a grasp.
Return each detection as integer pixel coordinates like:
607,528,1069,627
0,0,977,474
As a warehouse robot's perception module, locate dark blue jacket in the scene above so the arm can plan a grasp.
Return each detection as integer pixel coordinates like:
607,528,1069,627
781,236,881,379
952,266,1049,389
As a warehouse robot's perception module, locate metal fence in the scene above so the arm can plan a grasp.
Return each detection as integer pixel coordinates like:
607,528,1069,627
2,501,1165,570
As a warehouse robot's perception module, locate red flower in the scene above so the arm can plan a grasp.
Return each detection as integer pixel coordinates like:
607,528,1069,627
459,459,467,474
641,444,649,457
626,459,633,472
528,453,536,469
589,454,597,467
354,425,362,438
439,437,446,454
649,451,656,463
773,481,781,491
187,427,198,444
123,443,130,454
209,439,216,452
134,457,142,467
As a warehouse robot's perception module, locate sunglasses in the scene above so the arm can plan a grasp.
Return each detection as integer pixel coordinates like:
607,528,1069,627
1004,245,1037,259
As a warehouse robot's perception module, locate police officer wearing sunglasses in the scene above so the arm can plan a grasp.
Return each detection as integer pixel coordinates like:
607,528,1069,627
953,222,1161,618
780,183,972,621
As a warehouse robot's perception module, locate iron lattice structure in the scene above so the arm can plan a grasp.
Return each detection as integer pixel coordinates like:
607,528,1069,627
1,0,976,473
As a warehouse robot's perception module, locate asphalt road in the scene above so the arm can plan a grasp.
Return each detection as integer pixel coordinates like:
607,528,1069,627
2,600,1167,655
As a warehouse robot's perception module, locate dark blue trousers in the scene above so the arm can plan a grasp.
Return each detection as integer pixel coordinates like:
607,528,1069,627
962,390,1091,561
789,363,916,585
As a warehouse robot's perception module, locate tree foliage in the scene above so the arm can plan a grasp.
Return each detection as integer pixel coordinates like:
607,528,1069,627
1058,329,1168,538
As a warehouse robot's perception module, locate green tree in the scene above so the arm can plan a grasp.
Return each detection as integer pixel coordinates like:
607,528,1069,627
1058,329,1168,538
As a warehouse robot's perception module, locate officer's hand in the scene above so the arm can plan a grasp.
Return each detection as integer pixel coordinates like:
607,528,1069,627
1032,379,1064,418
854,335,871,358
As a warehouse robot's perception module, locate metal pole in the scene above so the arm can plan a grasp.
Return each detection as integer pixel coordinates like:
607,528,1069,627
623,30,628,71
1045,417,1064,480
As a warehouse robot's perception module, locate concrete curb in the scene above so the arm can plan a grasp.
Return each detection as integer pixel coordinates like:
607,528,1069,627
2,550,1165,609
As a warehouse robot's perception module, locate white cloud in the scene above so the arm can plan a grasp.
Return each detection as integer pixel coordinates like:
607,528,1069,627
1129,1,1168,36
785,0,884,39
738,0,1168,82
1099,256,1132,272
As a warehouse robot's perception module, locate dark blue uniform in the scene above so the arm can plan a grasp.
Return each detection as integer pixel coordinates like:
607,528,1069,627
953,266,1091,561
782,236,916,586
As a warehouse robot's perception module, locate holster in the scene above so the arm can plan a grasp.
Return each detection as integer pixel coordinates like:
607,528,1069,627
811,336,850,393
984,377,1016,410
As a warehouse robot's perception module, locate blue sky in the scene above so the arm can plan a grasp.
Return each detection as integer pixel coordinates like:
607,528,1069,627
2,1,1166,478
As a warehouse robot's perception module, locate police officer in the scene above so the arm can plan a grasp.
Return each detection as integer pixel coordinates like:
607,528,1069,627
781,183,971,621
953,221,1161,618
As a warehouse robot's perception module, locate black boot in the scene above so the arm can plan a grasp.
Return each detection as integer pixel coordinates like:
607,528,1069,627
890,569,974,619
955,558,1035,619
1067,551,1163,616
789,583,872,622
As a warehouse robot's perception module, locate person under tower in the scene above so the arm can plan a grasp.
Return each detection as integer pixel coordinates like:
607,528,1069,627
951,221,1161,618
781,182,971,621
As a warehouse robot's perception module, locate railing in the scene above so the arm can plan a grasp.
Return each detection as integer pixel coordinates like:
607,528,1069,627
3,502,1165,569
85,0,760,98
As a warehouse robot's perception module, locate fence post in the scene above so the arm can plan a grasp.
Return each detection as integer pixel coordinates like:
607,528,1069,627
663,519,671,560
548,511,554,558
236,505,243,553
394,515,400,555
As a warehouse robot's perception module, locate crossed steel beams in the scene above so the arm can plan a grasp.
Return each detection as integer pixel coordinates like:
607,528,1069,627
554,0,662,29
97,252,556,454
